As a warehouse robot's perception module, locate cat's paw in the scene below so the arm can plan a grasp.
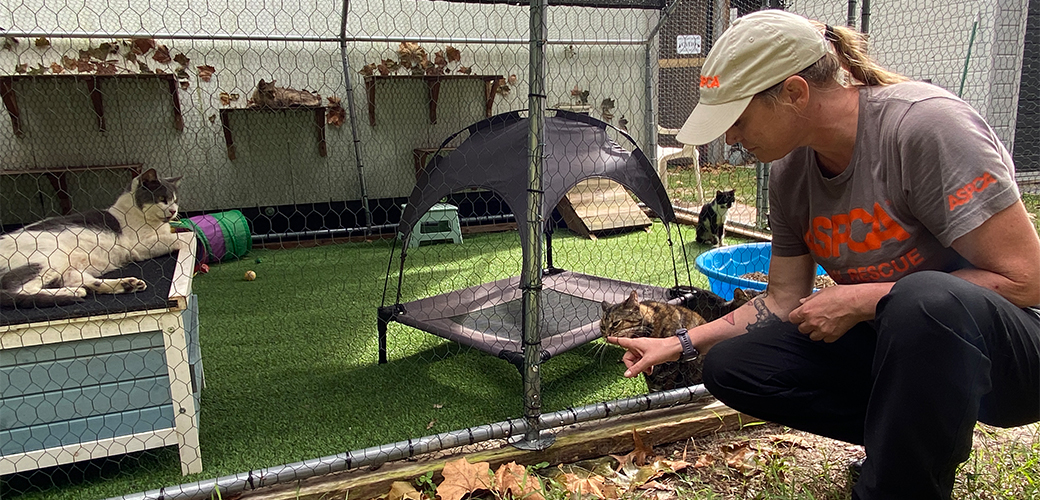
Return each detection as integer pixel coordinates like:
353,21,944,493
120,278,148,293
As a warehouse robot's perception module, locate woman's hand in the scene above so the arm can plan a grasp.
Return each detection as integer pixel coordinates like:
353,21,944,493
788,283,890,342
604,336,682,378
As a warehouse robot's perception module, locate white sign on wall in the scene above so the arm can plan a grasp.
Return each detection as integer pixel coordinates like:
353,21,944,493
676,35,702,55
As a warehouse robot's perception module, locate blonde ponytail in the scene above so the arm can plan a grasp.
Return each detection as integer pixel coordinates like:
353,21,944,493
818,23,908,86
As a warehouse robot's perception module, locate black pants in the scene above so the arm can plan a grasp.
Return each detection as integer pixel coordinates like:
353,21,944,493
702,271,1040,500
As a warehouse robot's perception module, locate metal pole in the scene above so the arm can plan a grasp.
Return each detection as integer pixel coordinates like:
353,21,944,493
516,0,552,451
112,386,710,500
339,0,374,233
860,0,871,34
958,12,980,98
846,0,858,29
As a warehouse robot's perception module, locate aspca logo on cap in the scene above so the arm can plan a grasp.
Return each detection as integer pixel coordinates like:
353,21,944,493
700,75,720,88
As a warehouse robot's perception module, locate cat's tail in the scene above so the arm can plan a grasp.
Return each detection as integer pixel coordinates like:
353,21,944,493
0,264,86,308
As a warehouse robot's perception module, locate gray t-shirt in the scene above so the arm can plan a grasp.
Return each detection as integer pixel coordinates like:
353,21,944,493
769,81,1020,284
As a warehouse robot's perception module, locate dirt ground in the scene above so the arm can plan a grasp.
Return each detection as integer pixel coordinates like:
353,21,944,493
644,420,1039,500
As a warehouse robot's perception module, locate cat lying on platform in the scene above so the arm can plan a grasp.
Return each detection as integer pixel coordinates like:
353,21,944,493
0,169,183,308
249,79,322,108
600,288,757,392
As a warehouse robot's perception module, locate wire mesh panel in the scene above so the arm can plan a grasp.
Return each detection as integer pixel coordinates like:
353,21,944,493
1,0,1038,498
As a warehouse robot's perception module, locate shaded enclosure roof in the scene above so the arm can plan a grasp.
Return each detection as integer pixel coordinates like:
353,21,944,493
399,110,675,253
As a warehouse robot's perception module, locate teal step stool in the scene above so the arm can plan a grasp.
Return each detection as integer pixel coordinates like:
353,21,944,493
400,203,463,248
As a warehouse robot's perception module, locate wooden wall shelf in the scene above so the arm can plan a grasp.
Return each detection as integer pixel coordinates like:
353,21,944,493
218,106,327,160
0,163,142,215
363,74,503,126
0,73,184,136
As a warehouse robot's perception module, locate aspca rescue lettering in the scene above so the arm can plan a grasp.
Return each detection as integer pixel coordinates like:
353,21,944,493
700,75,720,88
844,247,924,283
948,172,997,211
803,202,911,259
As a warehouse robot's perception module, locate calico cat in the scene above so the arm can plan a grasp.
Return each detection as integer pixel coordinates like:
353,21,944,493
696,189,736,247
600,288,757,392
0,169,183,308
250,79,322,108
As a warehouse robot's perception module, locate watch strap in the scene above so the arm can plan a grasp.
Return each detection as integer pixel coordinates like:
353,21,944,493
675,328,700,362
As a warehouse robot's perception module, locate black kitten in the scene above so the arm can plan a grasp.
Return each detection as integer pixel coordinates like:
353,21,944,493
696,189,735,247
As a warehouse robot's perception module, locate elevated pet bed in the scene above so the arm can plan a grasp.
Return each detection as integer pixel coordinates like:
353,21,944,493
379,110,697,369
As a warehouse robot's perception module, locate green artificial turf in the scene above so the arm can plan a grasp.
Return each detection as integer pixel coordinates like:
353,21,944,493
3,221,738,500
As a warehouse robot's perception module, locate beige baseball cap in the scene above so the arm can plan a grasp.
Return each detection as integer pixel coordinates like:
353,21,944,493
675,10,828,146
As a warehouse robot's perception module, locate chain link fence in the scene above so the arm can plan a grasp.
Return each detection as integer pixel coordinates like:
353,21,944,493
1,0,1035,498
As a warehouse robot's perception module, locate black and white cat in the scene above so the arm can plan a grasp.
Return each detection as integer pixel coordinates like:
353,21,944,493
695,189,735,247
0,169,183,308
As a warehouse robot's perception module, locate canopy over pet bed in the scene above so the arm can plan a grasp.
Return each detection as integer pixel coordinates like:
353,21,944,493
379,110,708,369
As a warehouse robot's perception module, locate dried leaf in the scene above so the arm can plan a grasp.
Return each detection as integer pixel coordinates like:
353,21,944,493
445,45,461,63
631,430,654,466
34,37,50,48
359,62,377,76
88,44,111,60
426,419,436,430
494,463,545,500
180,80,190,90
61,55,77,70
175,68,190,79
152,45,172,64
27,64,46,75
434,51,447,68
381,58,399,74
131,38,156,55
693,453,714,468
138,61,153,73
174,53,190,66
769,433,812,449
507,74,517,85
75,59,94,73
722,441,757,472
95,62,117,75
600,98,615,112
208,114,216,124
49,62,64,74
326,101,346,127
437,458,492,500
432,403,443,409
196,65,215,82
560,473,606,499
220,92,233,106
387,481,424,500
397,42,426,69
456,66,472,75
124,51,138,63
3,36,19,51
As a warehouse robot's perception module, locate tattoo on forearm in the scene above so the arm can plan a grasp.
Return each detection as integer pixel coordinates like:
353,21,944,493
722,311,736,325
746,293,783,335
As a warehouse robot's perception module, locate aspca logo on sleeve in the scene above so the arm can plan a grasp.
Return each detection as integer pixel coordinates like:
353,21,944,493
700,75,720,88
948,172,997,211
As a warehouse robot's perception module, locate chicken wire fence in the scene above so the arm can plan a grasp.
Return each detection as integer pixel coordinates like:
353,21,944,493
1,0,1036,498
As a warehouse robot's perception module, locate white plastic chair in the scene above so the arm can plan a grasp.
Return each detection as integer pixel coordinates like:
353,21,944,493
657,126,703,204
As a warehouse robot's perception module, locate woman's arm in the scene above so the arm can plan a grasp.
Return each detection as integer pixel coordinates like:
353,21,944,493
949,200,1040,308
606,253,818,377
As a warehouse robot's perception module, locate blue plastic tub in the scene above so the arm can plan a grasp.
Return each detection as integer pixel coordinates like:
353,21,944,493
694,242,827,299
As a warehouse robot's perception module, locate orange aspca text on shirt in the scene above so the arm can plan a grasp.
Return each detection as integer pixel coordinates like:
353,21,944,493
948,172,997,211
700,75,720,88
803,202,911,259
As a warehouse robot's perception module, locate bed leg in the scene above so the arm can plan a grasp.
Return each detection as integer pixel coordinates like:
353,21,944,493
377,306,394,364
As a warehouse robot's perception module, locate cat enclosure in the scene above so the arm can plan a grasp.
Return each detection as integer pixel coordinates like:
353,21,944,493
380,109,696,369
1,0,1035,498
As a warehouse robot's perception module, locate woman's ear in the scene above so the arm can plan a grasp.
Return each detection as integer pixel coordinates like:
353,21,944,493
781,75,811,107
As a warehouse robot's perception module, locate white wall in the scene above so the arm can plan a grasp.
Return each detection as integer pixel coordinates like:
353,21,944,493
0,0,658,219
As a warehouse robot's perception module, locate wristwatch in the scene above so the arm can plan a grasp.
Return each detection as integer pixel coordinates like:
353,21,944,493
675,328,700,362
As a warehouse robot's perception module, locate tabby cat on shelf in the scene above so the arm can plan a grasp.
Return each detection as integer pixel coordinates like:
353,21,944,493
600,288,756,392
0,169,183,308
695,189,736,247
250,79,322,108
